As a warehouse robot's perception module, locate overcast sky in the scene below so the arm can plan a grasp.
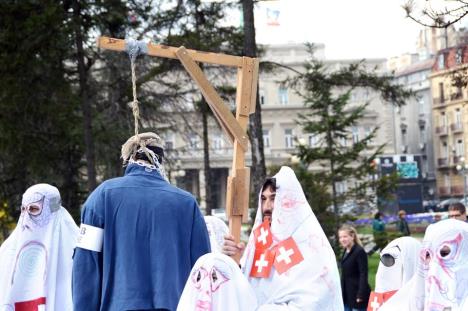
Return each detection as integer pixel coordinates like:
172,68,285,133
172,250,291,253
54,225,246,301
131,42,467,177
250,0,427,60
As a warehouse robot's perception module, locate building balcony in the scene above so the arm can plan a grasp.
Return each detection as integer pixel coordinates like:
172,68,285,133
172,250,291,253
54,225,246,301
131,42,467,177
450,122,463,133
438,186,450,196
451,185,465,196
453,156,464,164
435,126,448,136
450,92,463,101
433,97,445,106
437,157,449,168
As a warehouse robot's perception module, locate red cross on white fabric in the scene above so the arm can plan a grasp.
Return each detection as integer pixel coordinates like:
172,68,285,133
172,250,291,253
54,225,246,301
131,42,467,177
15,297,46,311
254,221,273,249
366,290,397,311
250,248,274,278
273,237,303,274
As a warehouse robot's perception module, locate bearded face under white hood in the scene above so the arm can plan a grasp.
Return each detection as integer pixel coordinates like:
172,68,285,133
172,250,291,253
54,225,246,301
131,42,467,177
379,219,468,311
0,184,79,311
241,166,344,310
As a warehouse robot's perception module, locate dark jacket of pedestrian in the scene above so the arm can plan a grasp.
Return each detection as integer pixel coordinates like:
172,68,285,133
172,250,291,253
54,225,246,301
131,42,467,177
340,244,371,310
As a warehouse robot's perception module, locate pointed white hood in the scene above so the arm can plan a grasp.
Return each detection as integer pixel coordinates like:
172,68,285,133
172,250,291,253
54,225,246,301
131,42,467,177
241,166,343,310
0,184,78,311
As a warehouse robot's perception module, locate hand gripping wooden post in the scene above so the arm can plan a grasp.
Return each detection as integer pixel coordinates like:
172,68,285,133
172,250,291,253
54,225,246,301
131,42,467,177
97,37,259,263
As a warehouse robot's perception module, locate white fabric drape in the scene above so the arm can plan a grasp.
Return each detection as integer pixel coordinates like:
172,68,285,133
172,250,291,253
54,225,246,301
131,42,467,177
204,216,229,253
241,166,343,310
0,184,78,311
380,219,468,311
177,253,257,311
375,236,421,293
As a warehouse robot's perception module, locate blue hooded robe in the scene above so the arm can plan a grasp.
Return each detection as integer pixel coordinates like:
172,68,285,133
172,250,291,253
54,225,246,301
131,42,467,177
72,163,211,311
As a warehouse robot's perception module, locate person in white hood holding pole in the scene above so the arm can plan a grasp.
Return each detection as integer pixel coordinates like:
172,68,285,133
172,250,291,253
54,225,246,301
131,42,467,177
223,166,343,310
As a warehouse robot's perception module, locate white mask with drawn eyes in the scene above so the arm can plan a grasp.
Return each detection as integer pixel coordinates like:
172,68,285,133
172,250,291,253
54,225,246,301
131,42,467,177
421,219,468,311
178,253,257,311
20,184,61,231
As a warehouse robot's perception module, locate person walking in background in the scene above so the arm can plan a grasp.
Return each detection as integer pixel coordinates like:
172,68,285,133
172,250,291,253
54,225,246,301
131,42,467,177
448,202,467,222
372,212,387,252
396,210,411,236
339,225,371,311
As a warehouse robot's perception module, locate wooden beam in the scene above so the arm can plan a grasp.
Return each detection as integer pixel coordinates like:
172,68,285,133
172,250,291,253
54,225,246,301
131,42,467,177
250,58,260,113
97,36,260,263
175,47,249,152
97,36,243,67
227,60,256,263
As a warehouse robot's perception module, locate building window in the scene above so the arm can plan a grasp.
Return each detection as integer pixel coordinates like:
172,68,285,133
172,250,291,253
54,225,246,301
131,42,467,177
278,85,288,105
259,89,266,105
336,181,348,194
418,98,425,113
442,141,448,157
456,139,464,157
189,133,200,149
212,134,224,150
263,129,271,148
439,82,445,103
352,126,359,144
438,53,445,70
456,108,462,125
164,133,175,150
441,112,447,127
339,136,347,147
284,129,294,148
401,129,407,147
444,173,451,188
419,126,426,144
456,48,463,65
308,134,319,147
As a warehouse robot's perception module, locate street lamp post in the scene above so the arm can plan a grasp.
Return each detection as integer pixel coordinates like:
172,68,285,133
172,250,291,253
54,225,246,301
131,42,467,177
456,157,468,204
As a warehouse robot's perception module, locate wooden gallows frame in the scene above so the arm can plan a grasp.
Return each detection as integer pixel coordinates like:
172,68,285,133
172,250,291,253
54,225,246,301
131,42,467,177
97,36,259,262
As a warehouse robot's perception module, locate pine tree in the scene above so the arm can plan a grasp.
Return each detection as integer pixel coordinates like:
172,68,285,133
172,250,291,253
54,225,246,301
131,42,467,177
289,45,413,242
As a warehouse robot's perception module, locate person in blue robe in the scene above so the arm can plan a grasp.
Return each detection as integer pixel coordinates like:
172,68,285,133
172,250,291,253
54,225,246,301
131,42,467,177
72,132,211,311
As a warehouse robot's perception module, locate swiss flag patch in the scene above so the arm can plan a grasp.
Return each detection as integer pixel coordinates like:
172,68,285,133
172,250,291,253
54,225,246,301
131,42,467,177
253,221,273,249
273,237,303,274
367,290,397,311
250,248,275,278
15,297,46,311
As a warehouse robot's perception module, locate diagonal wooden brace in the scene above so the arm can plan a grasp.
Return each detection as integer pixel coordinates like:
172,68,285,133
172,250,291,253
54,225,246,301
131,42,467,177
175,47,249,151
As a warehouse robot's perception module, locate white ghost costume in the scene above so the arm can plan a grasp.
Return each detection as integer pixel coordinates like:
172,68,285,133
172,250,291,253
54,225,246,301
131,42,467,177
375,236,422,293
0,184,79,311
241,166,343,311
380,219,468,311
177,253,257,311
368,237,421,310
204,216,229,253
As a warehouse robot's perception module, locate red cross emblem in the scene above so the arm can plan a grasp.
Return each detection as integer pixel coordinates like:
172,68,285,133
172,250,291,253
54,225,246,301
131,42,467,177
273,237,303,274
250,248,275,278
15,297,46,311
253,221,273,249
367,290,397,311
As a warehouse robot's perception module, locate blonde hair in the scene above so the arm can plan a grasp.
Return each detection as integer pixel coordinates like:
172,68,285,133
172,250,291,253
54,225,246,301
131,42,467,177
339,224,362,247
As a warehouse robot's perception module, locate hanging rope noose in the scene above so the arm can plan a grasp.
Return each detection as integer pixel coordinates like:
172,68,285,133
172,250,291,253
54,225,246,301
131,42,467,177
126,39,158,165
127,40,142,140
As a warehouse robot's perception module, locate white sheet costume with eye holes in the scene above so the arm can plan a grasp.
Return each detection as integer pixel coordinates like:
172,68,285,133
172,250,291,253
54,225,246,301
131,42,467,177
204,216,229,254
241,166,343,311
177,253,257,311
380,219,468,311
375,236,422,293
0,184,79,311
